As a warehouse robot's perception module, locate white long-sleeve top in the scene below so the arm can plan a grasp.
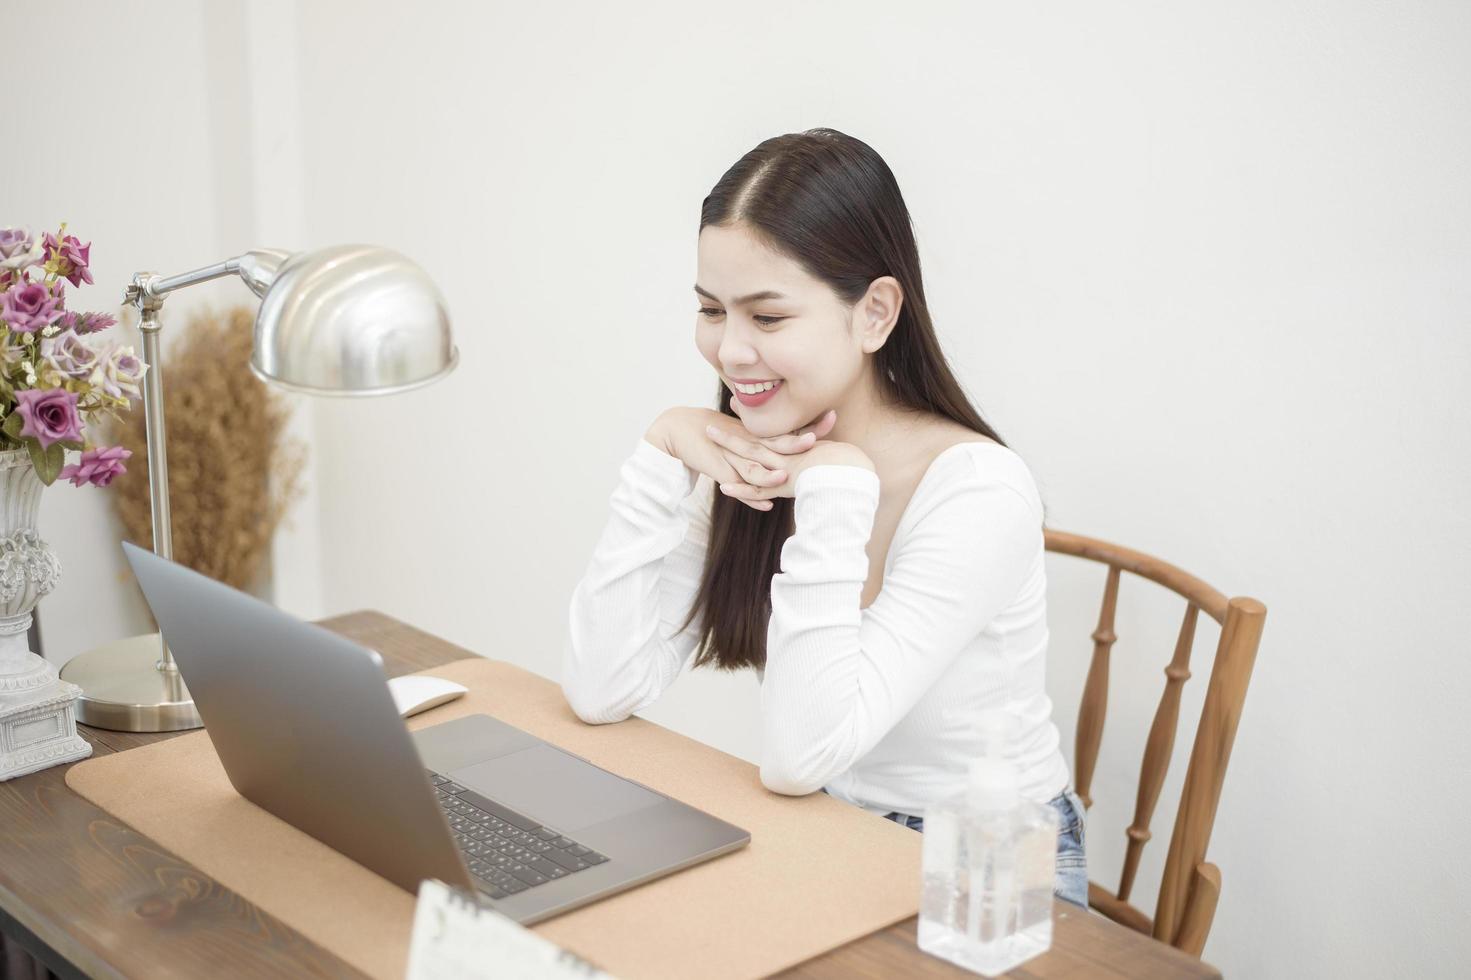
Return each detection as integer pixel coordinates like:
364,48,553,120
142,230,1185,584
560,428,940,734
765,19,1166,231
562,436,1071,816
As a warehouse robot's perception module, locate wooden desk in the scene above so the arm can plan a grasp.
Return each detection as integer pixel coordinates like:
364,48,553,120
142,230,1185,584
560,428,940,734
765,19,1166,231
0,611,1220,979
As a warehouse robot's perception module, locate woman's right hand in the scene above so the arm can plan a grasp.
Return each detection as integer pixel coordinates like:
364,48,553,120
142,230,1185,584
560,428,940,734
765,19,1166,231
644,406,838,511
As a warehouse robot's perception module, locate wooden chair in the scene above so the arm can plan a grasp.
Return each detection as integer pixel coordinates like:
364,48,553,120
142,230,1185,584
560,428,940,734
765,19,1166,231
1045,529,1266,957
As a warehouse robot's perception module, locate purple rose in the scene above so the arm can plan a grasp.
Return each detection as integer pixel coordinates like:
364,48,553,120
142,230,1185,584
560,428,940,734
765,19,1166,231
41,328,103,381
0,228,35,262
0,228,39,279
0,230,39,292
42,230,93,288
59,446,131,488
95,344,146,401
15,387,84,449
1,281,65,334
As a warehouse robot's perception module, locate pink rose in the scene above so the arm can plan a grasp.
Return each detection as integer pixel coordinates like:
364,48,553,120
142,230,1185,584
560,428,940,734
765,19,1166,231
15,387,84,449
1,280,64,334
59,446,132,488
42,231,93,289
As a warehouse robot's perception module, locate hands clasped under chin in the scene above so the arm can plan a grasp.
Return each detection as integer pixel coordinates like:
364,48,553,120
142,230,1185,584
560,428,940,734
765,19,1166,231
705,411,875,511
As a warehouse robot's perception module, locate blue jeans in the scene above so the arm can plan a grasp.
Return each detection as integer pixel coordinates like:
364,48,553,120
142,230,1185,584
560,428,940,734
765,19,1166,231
822,787,1090,909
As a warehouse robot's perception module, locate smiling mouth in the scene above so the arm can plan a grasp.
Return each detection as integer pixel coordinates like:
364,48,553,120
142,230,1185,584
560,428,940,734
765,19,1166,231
729,378,781,395
730,379,783,407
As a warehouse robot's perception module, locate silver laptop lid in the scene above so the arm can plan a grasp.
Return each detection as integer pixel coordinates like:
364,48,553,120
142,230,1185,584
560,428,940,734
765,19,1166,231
121,541,475,894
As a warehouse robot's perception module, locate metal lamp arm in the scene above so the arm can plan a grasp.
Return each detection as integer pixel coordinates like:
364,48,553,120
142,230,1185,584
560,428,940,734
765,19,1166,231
126,248,291,309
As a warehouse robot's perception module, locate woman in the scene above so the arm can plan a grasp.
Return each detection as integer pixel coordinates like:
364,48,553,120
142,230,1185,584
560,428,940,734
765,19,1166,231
562,128,1088,907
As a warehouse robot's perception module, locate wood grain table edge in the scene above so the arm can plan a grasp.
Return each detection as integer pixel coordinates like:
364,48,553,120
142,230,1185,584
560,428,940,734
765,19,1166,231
0,730,128,980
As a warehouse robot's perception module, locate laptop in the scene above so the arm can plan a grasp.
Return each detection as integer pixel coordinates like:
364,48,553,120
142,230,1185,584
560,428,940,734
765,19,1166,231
121,541,750,926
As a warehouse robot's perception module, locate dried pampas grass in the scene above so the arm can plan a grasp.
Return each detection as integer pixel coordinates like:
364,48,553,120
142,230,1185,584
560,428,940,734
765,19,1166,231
111,304,306,593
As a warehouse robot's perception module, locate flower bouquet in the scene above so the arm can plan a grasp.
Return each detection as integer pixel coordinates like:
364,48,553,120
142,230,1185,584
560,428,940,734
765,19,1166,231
0,223,143,485
0,222,142,780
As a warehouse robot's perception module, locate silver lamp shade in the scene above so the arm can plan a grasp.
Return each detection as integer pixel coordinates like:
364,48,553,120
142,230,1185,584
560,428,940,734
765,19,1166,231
240,245,459,395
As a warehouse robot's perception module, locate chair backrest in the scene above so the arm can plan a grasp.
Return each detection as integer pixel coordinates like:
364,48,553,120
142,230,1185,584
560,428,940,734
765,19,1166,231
1045,529,1266,957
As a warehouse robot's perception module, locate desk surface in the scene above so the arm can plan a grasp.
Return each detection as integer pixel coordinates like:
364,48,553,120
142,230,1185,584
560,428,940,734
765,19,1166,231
0,611,1220,980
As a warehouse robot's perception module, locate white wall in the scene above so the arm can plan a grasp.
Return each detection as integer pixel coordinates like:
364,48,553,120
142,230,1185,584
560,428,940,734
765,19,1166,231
19,2,1468,977
1,1,276,663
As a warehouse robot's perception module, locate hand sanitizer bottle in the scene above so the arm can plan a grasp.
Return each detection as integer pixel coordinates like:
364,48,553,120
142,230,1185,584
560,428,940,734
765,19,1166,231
918,710,1059,976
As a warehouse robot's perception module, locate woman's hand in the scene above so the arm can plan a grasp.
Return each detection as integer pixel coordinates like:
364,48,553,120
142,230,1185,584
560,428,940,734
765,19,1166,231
704,416,875,510
645,407,841,510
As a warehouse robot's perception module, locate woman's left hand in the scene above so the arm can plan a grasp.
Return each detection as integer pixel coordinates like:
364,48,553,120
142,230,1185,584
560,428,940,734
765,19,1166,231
704,422,875,509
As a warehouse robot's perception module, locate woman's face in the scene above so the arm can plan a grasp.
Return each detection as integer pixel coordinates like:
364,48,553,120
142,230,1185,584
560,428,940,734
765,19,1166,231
694,222,866,439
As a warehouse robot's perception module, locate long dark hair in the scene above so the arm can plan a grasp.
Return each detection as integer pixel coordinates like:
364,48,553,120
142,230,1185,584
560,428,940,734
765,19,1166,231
680,128,1008,673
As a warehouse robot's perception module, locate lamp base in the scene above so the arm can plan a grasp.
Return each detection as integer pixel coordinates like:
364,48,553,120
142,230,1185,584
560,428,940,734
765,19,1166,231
58,633,203,733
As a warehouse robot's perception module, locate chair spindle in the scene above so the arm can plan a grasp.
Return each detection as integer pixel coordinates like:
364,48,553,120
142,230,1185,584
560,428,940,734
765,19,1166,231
1074,564,1121,810
1118,602,1199,902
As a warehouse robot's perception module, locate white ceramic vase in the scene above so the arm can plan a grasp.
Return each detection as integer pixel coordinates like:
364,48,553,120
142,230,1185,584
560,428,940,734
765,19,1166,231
0,446,91,780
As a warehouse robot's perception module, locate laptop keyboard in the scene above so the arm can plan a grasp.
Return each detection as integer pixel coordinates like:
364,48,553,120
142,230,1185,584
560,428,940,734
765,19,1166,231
427,769,609,900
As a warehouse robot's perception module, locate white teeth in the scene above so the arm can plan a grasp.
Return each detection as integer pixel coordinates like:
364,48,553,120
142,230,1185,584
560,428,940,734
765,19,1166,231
733,380,779,395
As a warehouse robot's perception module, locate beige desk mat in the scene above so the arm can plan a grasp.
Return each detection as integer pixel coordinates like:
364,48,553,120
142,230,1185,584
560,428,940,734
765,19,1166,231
65,656,922,980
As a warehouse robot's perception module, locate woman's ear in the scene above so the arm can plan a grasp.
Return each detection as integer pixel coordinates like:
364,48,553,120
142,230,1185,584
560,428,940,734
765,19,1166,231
856,276,903,354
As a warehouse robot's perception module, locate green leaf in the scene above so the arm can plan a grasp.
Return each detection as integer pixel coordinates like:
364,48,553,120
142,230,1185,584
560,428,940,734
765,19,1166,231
2,412,23,439
24,439,46,480
26,439,65,486
43,442,66,484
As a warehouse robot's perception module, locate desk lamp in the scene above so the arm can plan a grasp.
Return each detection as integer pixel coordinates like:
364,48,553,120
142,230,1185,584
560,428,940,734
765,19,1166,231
58,245,458,732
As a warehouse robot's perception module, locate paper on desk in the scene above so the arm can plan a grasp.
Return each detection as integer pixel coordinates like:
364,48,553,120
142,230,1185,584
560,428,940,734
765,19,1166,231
406,879,620,980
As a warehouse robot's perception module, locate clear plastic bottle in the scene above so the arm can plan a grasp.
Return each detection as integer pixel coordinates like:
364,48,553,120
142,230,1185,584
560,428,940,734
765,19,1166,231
917,710,1059,976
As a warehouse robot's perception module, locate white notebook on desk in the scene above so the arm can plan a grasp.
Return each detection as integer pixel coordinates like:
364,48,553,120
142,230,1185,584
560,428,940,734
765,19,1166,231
406,879,619,980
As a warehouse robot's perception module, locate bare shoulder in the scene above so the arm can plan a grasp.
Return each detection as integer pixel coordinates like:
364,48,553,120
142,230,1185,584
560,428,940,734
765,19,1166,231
922,418,1000,456
882,416,1004,485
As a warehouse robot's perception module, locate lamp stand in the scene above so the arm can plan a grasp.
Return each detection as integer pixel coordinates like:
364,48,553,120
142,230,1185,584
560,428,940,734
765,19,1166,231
59,272,202,732
57,243,458,732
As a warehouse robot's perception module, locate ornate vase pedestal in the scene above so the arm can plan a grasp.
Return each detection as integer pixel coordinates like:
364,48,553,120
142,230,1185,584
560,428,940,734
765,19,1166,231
0,449,91,781
0,623,92,780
